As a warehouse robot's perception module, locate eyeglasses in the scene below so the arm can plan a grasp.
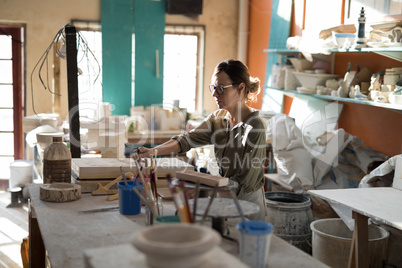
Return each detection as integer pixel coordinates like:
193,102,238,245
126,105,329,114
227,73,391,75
208,83,238,95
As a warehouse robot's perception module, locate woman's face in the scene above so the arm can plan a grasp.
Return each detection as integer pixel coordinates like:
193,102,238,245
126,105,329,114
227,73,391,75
210,71,243,110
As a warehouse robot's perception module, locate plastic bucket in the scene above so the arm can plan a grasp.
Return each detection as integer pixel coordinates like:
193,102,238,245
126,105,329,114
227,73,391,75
117,181,142,215
265,191,313,254
237,221,273,268
311,218,389,268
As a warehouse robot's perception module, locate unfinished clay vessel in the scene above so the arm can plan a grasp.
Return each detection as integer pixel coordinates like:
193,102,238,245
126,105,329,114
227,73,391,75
131,223,221,268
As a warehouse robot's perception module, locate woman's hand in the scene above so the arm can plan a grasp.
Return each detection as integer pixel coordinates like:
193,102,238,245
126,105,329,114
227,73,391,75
135,146,154,158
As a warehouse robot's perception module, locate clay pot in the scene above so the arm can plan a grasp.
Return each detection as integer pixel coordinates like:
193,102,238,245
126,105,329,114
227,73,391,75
131,223,221,268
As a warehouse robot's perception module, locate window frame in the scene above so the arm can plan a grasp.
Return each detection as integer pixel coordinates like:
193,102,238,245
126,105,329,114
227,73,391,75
0,24,25,161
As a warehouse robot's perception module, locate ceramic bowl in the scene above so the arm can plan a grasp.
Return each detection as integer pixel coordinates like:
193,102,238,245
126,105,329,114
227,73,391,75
370,90,391,102
289,58,315,71
131,223,221,268
333,33,356,48
36,132,64,150
389,93,402,105
294,72,339,90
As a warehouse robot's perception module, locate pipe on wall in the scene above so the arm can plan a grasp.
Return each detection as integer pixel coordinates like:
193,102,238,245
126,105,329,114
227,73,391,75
238,0,249,63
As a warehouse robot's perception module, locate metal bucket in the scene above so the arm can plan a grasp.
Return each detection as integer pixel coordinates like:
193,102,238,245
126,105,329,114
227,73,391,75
265,191,313,254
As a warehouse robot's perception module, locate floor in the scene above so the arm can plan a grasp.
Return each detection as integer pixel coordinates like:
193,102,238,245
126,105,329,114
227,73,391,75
0,180,29,268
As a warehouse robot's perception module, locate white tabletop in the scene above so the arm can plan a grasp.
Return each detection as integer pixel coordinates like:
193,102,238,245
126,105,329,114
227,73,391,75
309,187,402,230
29,183,328,268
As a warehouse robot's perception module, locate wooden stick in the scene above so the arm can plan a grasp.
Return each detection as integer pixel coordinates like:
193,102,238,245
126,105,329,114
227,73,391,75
200,181,219,225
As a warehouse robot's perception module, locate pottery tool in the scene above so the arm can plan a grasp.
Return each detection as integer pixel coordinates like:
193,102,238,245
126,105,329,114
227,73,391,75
106,193,119,201
79,206,119,213
176,170,229,187
200,181,219,225
120,166,128,186
91,172,134,196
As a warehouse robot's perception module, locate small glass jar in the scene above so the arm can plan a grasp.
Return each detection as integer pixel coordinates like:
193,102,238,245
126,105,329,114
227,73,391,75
145,197,163,226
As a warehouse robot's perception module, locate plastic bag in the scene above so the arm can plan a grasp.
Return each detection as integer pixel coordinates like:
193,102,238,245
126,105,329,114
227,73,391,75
268,114,314,187
270,63,286,89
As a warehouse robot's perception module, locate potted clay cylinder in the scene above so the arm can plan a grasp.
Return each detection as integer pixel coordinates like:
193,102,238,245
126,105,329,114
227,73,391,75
43,136,71,184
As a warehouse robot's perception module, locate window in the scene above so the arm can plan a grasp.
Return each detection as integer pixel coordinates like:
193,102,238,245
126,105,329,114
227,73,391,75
73,21,103,120
163,25,205,113
0,25,24,179
73,21,204,116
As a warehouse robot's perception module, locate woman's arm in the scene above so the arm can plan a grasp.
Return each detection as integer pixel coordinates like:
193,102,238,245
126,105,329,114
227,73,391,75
136,139,181,158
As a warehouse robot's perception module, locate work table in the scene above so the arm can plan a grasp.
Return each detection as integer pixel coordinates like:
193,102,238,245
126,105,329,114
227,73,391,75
28,184,328,268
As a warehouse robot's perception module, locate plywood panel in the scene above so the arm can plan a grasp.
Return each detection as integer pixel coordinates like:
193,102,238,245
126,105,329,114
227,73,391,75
71,157,193,179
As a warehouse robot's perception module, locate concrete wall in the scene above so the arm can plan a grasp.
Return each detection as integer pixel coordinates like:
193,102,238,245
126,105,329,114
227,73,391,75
0,0,239,119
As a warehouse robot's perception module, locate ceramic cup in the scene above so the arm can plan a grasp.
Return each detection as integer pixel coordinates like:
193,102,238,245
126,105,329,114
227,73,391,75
237,221,273,268
117,181,142,215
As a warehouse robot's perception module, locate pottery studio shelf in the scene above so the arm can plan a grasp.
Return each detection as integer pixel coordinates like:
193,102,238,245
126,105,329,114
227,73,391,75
264,47,402,62
265,87,402,113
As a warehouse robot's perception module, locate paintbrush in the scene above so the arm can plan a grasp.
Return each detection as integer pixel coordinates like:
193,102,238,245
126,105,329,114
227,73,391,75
154,149,158,169
133,156,152,200
180,181,193,223
200,181,219,225
229,190,247,228
132,185,158,218
120,166,128,186
150,159,159,215
193,179,200,223
149,154,158,198
167,174,190,223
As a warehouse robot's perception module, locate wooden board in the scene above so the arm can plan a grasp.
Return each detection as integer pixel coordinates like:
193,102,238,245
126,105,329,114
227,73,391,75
71,157,193,179
157,188,172,200
176,170,228,187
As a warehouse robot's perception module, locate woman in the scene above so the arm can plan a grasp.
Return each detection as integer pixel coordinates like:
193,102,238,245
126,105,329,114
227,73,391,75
137,59,267,221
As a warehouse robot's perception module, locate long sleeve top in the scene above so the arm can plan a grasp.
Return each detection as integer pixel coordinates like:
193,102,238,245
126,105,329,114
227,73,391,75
172,109,267,196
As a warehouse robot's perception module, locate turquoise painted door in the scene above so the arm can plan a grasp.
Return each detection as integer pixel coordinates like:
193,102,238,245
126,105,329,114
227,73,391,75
133,0,165,107
101,0,165,115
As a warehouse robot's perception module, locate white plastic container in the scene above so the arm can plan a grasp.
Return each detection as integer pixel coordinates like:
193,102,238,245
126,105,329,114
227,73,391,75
9,160,33,189
237,221,273,268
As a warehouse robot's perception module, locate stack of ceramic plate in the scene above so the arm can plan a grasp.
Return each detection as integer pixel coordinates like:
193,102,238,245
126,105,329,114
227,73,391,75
297,87,317,94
